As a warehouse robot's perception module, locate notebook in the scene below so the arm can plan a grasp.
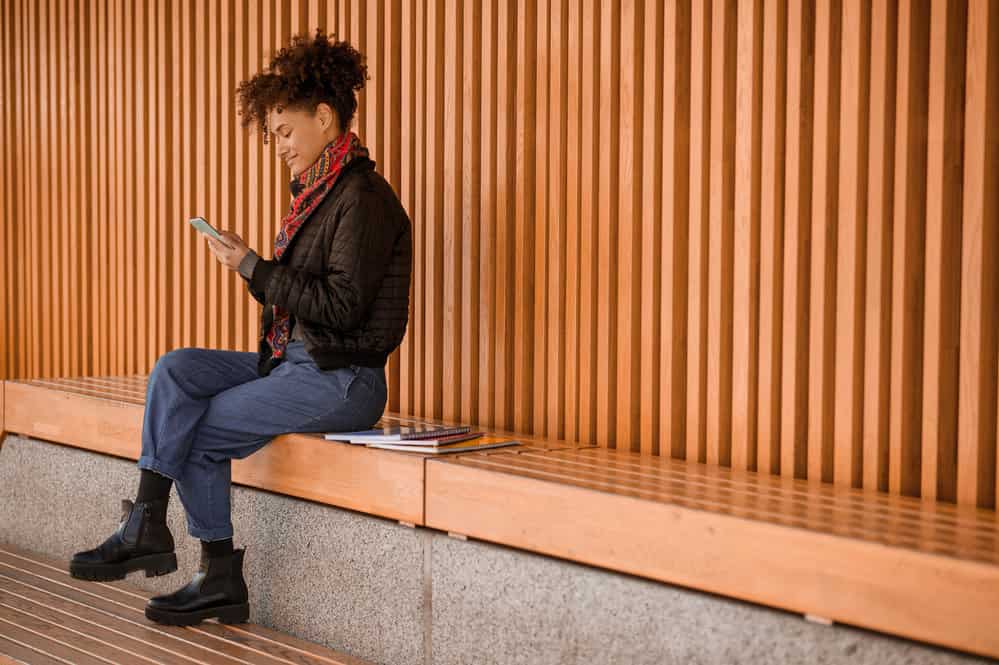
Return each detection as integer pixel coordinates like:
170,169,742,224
353,431,483,446
324,423,471,443
365,436,522,454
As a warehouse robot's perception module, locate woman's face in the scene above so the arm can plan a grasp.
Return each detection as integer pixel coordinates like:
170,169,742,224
267,103,340,177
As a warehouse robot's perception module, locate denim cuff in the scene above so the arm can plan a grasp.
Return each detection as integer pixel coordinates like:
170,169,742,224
137,456,183,483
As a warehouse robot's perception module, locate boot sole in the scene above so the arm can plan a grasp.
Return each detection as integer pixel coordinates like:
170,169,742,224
145,602,250,626
69,552,178,581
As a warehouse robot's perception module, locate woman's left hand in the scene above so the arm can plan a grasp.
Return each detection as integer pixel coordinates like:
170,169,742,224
207,230,252,271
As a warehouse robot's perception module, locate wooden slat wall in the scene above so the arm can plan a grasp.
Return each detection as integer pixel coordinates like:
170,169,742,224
1,0,998,508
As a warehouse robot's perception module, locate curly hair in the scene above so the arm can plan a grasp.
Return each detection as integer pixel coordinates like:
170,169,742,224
236,28,368,143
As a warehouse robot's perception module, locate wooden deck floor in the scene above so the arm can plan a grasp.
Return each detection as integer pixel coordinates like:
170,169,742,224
0,544,373,665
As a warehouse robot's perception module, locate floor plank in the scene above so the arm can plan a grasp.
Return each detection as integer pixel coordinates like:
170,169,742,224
0,641,66,665
0,545,374,665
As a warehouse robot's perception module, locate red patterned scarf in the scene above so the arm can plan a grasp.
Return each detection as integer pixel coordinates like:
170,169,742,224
262,131,369,361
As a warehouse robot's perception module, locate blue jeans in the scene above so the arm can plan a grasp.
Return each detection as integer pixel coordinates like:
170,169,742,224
137,341,387,541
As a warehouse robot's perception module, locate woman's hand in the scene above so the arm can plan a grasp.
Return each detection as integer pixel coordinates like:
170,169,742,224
206,230,252,272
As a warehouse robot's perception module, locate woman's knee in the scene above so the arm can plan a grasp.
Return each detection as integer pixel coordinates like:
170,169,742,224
152,347,200,377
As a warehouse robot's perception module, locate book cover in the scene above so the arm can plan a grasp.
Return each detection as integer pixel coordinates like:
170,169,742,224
354,431,483,447
366,436,522,454
324,423,471,442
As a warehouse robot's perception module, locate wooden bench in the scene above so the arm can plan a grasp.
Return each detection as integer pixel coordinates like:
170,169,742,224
425,446,999,660
4,375,998,660
0,543,373,665
0,376,591,528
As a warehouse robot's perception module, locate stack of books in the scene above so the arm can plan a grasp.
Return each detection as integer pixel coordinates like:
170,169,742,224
324,423,521,454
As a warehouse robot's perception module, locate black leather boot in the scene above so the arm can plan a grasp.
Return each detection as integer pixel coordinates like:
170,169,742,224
70,498,177,581
145,547,250,626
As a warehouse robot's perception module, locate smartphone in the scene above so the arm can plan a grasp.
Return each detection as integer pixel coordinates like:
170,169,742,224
188,216,234,249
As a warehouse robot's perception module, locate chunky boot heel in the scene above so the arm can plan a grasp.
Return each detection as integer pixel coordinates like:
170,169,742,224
146,548,251,626
216,603,250,624
144,552,179,577
70,498,176,581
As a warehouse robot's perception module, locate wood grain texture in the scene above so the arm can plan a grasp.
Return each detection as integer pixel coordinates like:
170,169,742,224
0,0,997,508
1,376,592,523
0,544,376,665
2,378,426,524
958,0,999,510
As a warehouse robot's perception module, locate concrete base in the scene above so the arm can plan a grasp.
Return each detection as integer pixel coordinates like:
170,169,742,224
0,434,424,665
0,435,992,665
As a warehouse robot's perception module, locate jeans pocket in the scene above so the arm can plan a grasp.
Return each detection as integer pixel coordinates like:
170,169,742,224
341,364,362,400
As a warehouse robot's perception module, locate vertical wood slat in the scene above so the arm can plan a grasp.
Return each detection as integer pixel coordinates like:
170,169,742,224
207,0,219,351
442,0,461,423
807,0,841,485
58,0,70,377
568,0,586,440
110,0,121,373
424,0,443,422
124,0,135,373
30,0,42,379
780,0,814,481
397,0,415,416
757,0,787,477
639,0,663,457
922,0,968,503
180,0,192,351
459,0,480,427
731,0,762,472
0,0,997,511
156,0,168,364
514,0,537,436
383,0,401,415
958,0,999,510
594,0,618,448
21,0,31,377
706,0,736,467
0,0,11,382
532,0,549,440
170,0,183,357
616,0,641,453
411,0,425,418
39,0,50,379
576,0,597,446
833,0,870,489
546,0,566,442
220,0,234,354
890,0,931,499
863,0,898,495
661,0,691,461
685,0,711,465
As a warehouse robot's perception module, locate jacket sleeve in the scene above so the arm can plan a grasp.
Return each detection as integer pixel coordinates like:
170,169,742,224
248,190,398,331
239,250,267,305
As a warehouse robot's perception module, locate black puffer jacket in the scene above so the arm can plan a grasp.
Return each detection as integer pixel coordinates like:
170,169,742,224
242,156,412,377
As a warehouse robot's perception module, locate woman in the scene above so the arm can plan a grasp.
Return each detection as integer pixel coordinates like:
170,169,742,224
68,29,412,627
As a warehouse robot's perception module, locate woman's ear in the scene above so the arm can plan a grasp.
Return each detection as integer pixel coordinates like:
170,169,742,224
318,102,339,135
